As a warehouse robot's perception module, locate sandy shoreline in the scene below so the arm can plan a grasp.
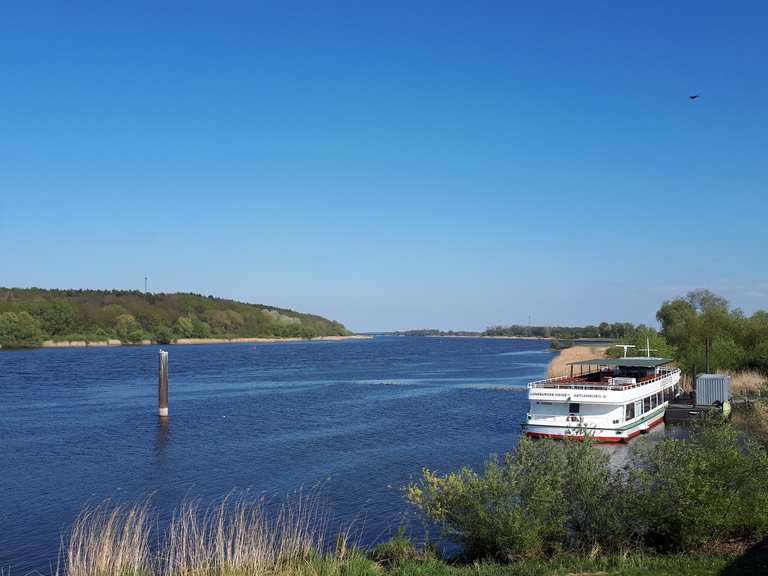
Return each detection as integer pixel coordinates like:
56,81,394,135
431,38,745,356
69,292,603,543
547,345,609,378
38,335,372,349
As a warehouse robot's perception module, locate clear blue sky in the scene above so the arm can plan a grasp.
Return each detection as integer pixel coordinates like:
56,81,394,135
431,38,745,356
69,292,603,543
1,2,766,332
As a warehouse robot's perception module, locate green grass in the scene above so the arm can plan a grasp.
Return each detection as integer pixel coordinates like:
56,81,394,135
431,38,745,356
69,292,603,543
387,555,735,576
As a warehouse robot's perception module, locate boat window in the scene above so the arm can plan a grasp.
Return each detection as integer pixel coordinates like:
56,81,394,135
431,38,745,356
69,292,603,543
651,394,658,409
625,403,635,420
643,396,651,413
568,403,580,414
657,392,663,405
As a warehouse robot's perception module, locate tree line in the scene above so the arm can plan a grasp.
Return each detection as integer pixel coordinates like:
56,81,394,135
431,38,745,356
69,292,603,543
656,289,768,374
484,322,637,339
0,288,349,348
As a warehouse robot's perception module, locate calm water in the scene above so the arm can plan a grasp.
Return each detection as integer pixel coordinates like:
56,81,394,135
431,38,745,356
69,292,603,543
0,336,554,572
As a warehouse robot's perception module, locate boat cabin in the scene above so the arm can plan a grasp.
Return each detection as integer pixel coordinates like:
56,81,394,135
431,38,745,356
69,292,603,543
567,357,674,385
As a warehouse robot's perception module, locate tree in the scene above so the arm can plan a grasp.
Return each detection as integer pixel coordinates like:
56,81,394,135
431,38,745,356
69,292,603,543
38,300,76,336
685,290,729,314
114,314,144,343
174,314,210,338
0,312,44,347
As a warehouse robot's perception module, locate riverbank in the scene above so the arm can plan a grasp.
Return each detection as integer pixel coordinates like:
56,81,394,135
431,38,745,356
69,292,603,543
547,343,608,377
36,334,372,349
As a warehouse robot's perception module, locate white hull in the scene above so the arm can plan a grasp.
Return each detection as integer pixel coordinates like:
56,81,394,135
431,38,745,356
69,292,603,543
525,363,680,444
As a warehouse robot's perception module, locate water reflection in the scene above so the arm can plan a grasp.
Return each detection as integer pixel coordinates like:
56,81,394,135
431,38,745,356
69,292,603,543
154,416,171,462
600,422,690,469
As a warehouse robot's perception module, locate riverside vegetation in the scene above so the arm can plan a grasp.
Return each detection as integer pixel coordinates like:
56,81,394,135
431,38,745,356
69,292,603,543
55,420,768,576
18,288,768,574
0,288,349,348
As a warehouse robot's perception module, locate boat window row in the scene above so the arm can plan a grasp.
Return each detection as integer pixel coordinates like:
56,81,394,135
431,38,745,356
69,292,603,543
625,386,675,421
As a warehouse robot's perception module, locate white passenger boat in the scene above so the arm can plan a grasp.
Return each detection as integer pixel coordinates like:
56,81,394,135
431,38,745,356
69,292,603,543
524,351,681,443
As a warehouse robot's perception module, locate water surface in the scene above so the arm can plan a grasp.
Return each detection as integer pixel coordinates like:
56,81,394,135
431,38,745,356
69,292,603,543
1,336,553,572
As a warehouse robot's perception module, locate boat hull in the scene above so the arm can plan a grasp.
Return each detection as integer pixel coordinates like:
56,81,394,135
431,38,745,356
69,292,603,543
525,364,680,444
525,409,666,443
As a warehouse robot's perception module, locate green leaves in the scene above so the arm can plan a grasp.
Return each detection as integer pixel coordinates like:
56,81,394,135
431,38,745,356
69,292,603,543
657,290,768,374
407,424,768,560
0,288,349,346
0,311,44,348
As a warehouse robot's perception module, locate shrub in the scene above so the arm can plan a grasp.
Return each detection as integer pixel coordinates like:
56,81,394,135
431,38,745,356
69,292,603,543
631,420,768,551
370,530,420,566
407,438,586,560
408,422,768,559
0,311,44,347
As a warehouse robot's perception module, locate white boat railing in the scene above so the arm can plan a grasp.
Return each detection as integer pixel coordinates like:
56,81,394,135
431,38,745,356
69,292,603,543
528,368,680,392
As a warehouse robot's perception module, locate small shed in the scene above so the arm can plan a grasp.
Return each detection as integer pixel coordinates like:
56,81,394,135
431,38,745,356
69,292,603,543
696,374,731,406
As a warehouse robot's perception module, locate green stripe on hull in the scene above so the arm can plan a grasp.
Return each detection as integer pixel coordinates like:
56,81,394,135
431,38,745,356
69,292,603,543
527,404,668,433
617,404,666,432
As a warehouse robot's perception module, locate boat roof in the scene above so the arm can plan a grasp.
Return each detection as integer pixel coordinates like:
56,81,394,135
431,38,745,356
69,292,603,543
568,357,674,368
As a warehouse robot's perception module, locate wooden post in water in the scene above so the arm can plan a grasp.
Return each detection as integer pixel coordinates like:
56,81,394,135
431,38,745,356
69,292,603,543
158,350,169,417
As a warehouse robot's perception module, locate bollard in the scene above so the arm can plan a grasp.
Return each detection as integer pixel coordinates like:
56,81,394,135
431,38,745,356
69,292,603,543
159,349,169,417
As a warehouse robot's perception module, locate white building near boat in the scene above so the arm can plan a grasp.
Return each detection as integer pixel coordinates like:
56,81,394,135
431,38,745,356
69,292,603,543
524,356,681,443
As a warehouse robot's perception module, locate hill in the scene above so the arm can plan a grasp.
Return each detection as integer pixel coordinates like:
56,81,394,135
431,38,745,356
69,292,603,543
0,288,349,348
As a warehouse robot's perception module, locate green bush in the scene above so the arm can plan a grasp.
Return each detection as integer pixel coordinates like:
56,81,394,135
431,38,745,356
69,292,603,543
631,420,768,551
407,423,768,559
153,325,175,344
407,438,610,560
0,311,44,347
370,531,420,566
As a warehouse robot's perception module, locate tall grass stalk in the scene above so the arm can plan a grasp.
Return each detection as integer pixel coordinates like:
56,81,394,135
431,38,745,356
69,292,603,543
728,370,767,395
164,492,328,575
66,500,153,576
63,491,332,576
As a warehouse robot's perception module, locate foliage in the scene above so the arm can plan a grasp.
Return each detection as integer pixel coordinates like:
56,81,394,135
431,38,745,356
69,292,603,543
0,311,45,348
408,424,768,559
0,287,349,347
484,322,637,340
388,554,734,576
407,436,638,560
606,326,675,359
657,289,768,374
370,530,421,567
115,314,146,344
631,420,768,551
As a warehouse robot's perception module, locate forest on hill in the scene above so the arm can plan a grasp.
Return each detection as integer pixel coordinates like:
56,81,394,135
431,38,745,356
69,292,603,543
0,288,349,348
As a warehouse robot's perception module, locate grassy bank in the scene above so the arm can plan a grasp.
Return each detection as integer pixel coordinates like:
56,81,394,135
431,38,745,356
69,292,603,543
48,420,768,576
56,498,752,576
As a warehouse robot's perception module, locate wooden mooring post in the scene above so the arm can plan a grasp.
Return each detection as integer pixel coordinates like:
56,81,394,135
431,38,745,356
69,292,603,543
158,349,169,417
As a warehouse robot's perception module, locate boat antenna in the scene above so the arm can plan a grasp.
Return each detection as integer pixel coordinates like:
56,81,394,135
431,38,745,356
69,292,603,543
638,336,656,358
615,344,636,358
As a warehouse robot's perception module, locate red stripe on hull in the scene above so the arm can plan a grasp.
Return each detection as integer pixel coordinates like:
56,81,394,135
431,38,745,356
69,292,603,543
526,412,666,444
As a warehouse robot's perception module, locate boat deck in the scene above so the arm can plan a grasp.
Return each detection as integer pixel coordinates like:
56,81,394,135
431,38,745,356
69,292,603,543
529,369,679,392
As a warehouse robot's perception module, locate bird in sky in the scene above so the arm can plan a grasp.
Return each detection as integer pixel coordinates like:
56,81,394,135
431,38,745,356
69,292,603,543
689,94,701,100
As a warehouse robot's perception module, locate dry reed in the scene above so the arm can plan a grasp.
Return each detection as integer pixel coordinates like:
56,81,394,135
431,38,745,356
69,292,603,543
65,500,153,576
63,490,335,576
547,346,608,378
727,370,767,396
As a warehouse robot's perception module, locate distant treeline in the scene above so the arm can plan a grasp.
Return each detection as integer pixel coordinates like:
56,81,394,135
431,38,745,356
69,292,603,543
393,329,481,337
0,288,349,348
400,290,768,376
484,322,637,339
396,324,637,339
